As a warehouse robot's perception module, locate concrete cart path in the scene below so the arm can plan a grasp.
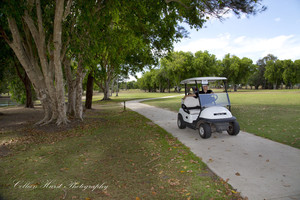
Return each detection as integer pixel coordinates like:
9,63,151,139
125,98,300,200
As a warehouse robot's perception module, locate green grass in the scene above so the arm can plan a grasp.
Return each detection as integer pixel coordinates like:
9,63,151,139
0,103,242,200
143,90,300,149
93,89,181,102
230,91,300,148
142,97,182,112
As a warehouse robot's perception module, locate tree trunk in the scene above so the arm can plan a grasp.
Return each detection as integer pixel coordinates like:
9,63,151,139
85,72,94,109
64,58,76,117
53,0,68,125
102,79,111,100
110,78,114,96
67,85,76,116
234,84,237,92
63,57,85,119
14,60,34,108
23,1,59,124
116,78,119,97
24,74,34,108
74,60,85,120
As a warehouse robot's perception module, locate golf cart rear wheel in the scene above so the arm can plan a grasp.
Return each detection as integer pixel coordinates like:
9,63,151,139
227,121,240,136
177,114,186,129
199,123,211,139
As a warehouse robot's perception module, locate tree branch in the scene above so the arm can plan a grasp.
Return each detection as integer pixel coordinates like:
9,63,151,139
165,0,191,9
63,0,72,21
0,26,12,45
14,59,26,84
7,18,22,47
61,37,70,62
23,11,40,50
36,0,46,41
21,19,35,65
95,0,105,12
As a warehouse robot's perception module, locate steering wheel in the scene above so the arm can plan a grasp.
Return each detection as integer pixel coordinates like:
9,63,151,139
211,94,218,101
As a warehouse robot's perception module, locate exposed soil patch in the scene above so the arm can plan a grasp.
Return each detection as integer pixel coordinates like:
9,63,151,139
0,106,44,132
0,106,107,133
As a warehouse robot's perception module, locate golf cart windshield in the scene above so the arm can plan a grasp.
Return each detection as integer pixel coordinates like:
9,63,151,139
199,93,230,108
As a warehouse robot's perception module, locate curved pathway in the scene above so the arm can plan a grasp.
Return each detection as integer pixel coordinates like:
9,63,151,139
125,97,300,200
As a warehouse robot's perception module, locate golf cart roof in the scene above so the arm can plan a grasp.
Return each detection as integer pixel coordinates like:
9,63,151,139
180,77,227,84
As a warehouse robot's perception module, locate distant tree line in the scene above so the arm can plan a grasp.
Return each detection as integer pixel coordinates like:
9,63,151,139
137,51,300,92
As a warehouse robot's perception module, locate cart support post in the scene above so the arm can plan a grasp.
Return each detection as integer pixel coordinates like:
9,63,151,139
224,80,228,93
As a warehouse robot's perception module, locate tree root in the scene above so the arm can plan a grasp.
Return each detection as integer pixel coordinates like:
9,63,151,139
42,117,56,126
35,116,51,126
101,97,111,101
56,116,70,126
35,111,73,126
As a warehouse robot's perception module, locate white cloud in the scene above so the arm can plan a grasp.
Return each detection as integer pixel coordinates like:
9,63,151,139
274,17,281,22
234,36,246,44
174,34,300,62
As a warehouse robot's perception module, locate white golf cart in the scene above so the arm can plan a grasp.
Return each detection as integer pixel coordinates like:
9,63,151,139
177,77,240,139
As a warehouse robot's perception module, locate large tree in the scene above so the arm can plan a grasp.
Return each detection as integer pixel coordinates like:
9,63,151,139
294,60,300,88
219,54,254,91
192,50,218,77
265,59,284,89
256,54,278,89
137,70,156,92
1,0,72,125
282,59,299,89
248,64,261,89
160,51,194,91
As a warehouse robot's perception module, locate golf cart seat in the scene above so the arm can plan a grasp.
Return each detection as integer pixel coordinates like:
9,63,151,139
182,96,200,115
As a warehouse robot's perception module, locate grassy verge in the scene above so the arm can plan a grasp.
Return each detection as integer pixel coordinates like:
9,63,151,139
0,103,242,200
143,90,300,149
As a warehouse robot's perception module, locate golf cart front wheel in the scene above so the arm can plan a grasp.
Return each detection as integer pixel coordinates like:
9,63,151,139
198,123,211,139
177,114,186,129
227,121,240,136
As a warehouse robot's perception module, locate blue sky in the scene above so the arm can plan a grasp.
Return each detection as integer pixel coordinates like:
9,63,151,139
174,0,300,63
130,0,300,80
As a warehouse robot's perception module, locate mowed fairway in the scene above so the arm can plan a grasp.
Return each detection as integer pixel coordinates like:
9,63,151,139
143,90,300,149
92,89,180,102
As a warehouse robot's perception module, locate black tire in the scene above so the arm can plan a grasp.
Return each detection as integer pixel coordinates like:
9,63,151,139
227,121,240,136
198,123,211,139
177,114,186,129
